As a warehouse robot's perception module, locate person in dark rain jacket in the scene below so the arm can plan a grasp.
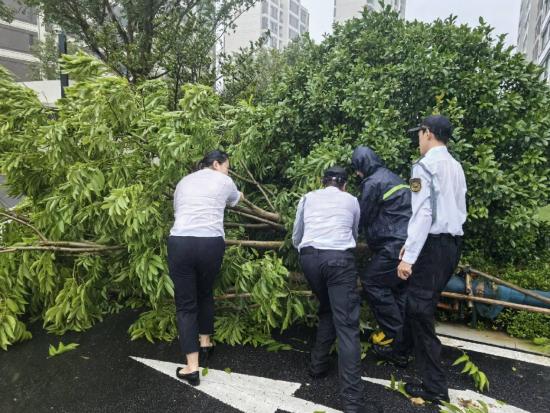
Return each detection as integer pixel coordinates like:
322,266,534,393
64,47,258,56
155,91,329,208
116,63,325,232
351,146,412,367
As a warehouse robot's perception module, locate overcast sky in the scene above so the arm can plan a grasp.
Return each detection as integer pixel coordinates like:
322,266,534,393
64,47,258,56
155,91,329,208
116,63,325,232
300,0,521,48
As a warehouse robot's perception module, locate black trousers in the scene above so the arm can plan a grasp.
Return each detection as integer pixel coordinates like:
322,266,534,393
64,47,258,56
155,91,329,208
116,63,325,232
397,235,462,394
167,236,225,355
300,247,365,412
361,251,407,342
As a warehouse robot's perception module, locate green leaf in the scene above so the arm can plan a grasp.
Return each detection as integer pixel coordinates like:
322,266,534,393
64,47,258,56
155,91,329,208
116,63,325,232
5,298,18,313
452,353,469,366
461,361,472,374
439,401,463,413
48,342,79,357
202,367,209,376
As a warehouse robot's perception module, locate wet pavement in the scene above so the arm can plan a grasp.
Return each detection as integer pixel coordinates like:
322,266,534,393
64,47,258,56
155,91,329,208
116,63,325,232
1,309,548,413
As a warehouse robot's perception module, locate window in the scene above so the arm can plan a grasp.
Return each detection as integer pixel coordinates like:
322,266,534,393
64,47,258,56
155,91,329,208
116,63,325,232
290,1,299,15
289,29,299,40
270,19,278,35
262,16,268,30
289,14,299,29
300,25,306,34
28,34,35,46
271,5,278,19
300,9,308,24
261,1,268,14
543,24,550,49
270,36,277,48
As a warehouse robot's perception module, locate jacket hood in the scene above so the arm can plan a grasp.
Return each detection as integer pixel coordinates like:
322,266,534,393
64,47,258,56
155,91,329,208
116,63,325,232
351,146,384,177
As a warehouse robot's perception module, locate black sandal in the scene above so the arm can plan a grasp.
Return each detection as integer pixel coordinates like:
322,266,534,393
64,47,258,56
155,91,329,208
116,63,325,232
176,367,200,386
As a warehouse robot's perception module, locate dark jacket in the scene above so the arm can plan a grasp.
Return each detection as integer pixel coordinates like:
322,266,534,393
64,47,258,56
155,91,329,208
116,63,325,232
351,146,412,259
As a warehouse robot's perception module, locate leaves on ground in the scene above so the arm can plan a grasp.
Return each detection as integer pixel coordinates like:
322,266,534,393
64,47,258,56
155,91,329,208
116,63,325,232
48,342,79,358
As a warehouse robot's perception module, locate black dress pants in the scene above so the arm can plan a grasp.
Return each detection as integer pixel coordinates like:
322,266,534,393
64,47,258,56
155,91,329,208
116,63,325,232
397,235,462,394
300,247,365,412
361,252,407,342
167,236,225,355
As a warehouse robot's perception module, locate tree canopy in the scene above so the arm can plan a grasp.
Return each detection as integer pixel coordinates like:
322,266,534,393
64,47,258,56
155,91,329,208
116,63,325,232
225,9,550,263
1,9,549,351
1,0,257,104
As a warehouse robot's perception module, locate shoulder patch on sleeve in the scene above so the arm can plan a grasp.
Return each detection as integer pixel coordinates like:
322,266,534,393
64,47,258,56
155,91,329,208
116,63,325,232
409,178,422,192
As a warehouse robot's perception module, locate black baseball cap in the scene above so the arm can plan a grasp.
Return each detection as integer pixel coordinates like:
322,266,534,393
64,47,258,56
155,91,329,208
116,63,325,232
323,166,348,182
407,115,454,143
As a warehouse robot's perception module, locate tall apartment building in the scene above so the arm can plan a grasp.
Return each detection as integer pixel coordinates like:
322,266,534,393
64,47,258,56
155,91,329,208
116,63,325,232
517,0,550,81
0,0,44,81
223,0,310,55
334,0,406,24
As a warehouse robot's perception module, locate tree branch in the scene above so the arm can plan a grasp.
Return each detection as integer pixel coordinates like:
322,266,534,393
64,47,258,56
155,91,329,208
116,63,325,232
225,239,285,249
240,160,276,210
0,245,124,254
0,210,124,255
0,210,47,242
224,222,272,229
227,209,285,230
240,196,280,222
105,1,130,46
215,290,314,301
229,169,256,185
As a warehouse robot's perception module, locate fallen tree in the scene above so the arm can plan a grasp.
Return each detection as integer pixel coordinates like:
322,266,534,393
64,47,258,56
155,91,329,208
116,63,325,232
1,9,549,350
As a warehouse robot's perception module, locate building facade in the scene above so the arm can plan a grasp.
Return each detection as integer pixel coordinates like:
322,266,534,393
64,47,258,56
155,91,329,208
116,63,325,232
223,0,310,55
334,0,406,24
0,0,44,81
517,0,550,81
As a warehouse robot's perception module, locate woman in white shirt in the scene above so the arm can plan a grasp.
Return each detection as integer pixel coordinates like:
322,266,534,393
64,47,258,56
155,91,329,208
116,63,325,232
168,150,242,386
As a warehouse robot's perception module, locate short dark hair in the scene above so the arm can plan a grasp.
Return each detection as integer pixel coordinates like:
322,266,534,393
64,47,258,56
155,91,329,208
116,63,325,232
198,150,229,170
322,166,347,189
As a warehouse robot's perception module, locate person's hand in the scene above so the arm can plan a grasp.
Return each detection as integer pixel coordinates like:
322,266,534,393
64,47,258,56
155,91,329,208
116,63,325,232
397,260,412,280
399,246,405,260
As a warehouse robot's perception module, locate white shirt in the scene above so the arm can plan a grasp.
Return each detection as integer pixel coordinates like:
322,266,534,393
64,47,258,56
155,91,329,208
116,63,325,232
292,186,360,251
402,146,467,264
170,168,240,238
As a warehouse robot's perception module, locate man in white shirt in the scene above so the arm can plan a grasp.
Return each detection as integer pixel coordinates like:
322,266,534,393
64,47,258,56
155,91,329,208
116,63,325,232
396,115,467,403
292,167,369,413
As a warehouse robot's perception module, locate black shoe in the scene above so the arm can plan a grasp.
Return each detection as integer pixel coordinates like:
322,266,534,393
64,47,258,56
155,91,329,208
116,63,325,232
371,344,408,368
341,396,383,413
199,345,214,366
404,383,449,403
308,365,329,379
176,367,200,386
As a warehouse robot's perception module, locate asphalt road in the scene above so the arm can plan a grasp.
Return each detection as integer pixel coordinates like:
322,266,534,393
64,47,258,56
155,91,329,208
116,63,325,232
1,309,548,413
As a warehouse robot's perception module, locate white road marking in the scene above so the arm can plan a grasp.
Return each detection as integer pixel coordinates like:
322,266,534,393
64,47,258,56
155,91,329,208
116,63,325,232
131,356,341,413
362,376,531,413
438,335,550,368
